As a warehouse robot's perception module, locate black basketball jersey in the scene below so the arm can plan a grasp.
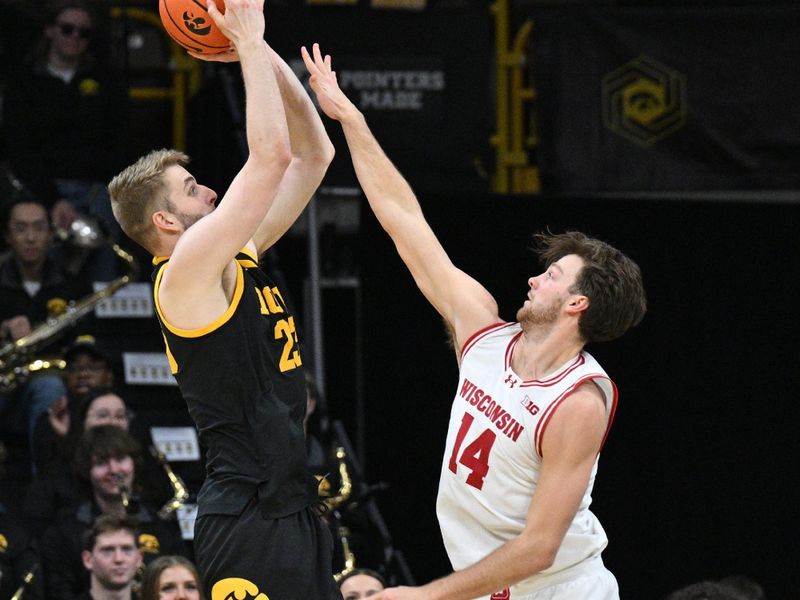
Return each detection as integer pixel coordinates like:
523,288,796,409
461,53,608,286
152,248,317,519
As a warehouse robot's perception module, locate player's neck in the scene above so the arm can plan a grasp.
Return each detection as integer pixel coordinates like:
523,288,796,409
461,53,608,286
512,326,583,380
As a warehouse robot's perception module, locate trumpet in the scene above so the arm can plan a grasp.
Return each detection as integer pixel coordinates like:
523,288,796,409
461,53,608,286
323,447,353,512
333,525,357,583
151,446,190,519
0,215,138,391
10,565,37,600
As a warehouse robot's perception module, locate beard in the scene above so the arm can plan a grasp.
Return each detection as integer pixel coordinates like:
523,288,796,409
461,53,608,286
516,296,562,331
176,210,205,230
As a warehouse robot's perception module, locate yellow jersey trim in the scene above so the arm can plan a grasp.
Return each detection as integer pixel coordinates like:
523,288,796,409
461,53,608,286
153,260,245,338
236,246,258,269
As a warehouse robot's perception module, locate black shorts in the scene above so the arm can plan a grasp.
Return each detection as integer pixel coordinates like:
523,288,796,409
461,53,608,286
194,498,339,600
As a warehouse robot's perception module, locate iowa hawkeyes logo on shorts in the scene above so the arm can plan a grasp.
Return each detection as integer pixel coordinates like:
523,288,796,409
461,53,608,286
212,578,269,600
0,533,8,553
181,11,212,36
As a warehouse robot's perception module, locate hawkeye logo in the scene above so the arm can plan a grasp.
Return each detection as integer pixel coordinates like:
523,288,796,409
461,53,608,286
182,3,212,36
212,578,269,600
602,55,687,147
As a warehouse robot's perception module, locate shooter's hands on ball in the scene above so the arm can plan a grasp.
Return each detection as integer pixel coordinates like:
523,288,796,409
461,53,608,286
301,43,359,123
188,0,265,62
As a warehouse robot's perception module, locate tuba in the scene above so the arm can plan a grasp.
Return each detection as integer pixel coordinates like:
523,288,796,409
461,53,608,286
0,216,138,391
150,446,191,519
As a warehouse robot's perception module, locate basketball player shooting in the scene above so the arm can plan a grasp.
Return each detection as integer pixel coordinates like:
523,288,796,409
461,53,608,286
303,44,646,600
108,2,339,599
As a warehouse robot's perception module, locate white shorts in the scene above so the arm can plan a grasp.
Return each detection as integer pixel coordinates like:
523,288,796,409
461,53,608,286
507,566,619,600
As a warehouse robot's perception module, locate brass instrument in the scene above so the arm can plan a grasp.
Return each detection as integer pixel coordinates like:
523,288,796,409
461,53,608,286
150,446,190,519
333,525,357,583
0,216,138,391
323,446,353,512
114,473,132,512
10,566,37,600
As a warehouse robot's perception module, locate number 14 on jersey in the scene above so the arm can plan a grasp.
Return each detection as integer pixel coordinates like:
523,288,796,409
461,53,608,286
448,412,497,490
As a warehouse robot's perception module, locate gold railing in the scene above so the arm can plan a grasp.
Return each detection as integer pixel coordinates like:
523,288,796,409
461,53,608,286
490,0,539,194
110,7,202,150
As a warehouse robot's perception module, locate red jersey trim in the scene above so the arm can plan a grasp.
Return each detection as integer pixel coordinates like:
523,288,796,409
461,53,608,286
504,336,587,388
459,321,511,361
534,375,617,458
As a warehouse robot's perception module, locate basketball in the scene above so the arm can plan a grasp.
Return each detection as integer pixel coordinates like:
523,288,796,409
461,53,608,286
159,0,230,54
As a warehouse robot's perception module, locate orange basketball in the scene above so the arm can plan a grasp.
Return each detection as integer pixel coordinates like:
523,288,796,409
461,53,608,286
159,0,230,54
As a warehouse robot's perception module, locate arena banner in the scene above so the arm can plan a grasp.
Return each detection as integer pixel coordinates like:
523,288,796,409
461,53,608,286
265,2,492,194
531,6,800,193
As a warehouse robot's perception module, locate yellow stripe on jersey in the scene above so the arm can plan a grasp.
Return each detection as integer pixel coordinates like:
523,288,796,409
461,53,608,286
153,260,245,338
236,246,259,269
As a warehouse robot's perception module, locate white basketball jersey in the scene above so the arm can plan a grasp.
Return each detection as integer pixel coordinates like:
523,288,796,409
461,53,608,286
436,322,618,598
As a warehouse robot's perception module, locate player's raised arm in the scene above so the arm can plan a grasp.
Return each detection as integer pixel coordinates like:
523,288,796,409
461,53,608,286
250,44,335,255
302,44,498,350
165,0,291,287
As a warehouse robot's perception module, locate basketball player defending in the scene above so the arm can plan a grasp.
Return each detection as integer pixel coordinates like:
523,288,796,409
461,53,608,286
303,45,646,600
108,3,339,599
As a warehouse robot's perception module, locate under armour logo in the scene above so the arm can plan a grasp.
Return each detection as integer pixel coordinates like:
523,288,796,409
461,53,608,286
491,589,510,599
504,375,518,388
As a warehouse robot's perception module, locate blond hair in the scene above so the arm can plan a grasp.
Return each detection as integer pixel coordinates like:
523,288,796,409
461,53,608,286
108,149,189,252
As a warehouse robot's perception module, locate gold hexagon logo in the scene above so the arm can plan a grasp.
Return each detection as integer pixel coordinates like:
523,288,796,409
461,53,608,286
602,55,687,146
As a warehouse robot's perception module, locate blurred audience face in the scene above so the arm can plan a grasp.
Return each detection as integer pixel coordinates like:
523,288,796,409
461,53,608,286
90,452,135,504
47,7,93,63
85,394,130,430
82,528,142,591
65,351,113,396
4,201,50,268
157,565,201,600
340,574,384,600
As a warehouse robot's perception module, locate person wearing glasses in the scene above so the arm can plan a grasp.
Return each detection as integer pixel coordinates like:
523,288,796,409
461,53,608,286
0,198,93,507
2,0,130,281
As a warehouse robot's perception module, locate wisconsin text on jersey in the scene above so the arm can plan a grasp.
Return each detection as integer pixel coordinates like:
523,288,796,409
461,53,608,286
458,378,525,442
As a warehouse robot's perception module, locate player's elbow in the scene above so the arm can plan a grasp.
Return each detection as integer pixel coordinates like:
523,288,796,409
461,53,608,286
317,138,336,166
517,535,560,575
251,138,293,173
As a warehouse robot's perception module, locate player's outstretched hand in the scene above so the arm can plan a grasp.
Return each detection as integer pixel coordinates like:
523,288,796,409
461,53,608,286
205,0,265,50
301,43,358,122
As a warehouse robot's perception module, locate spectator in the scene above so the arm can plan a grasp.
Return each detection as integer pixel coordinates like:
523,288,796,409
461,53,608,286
0,502,44,600
42,426,187,600
80,513,142,600
666,580,749,600
2,0,130,281
718,575,766,600
25,386,127,539
30,335,116,474
0,198,91,487
338,568,386,600
139,555,204,600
